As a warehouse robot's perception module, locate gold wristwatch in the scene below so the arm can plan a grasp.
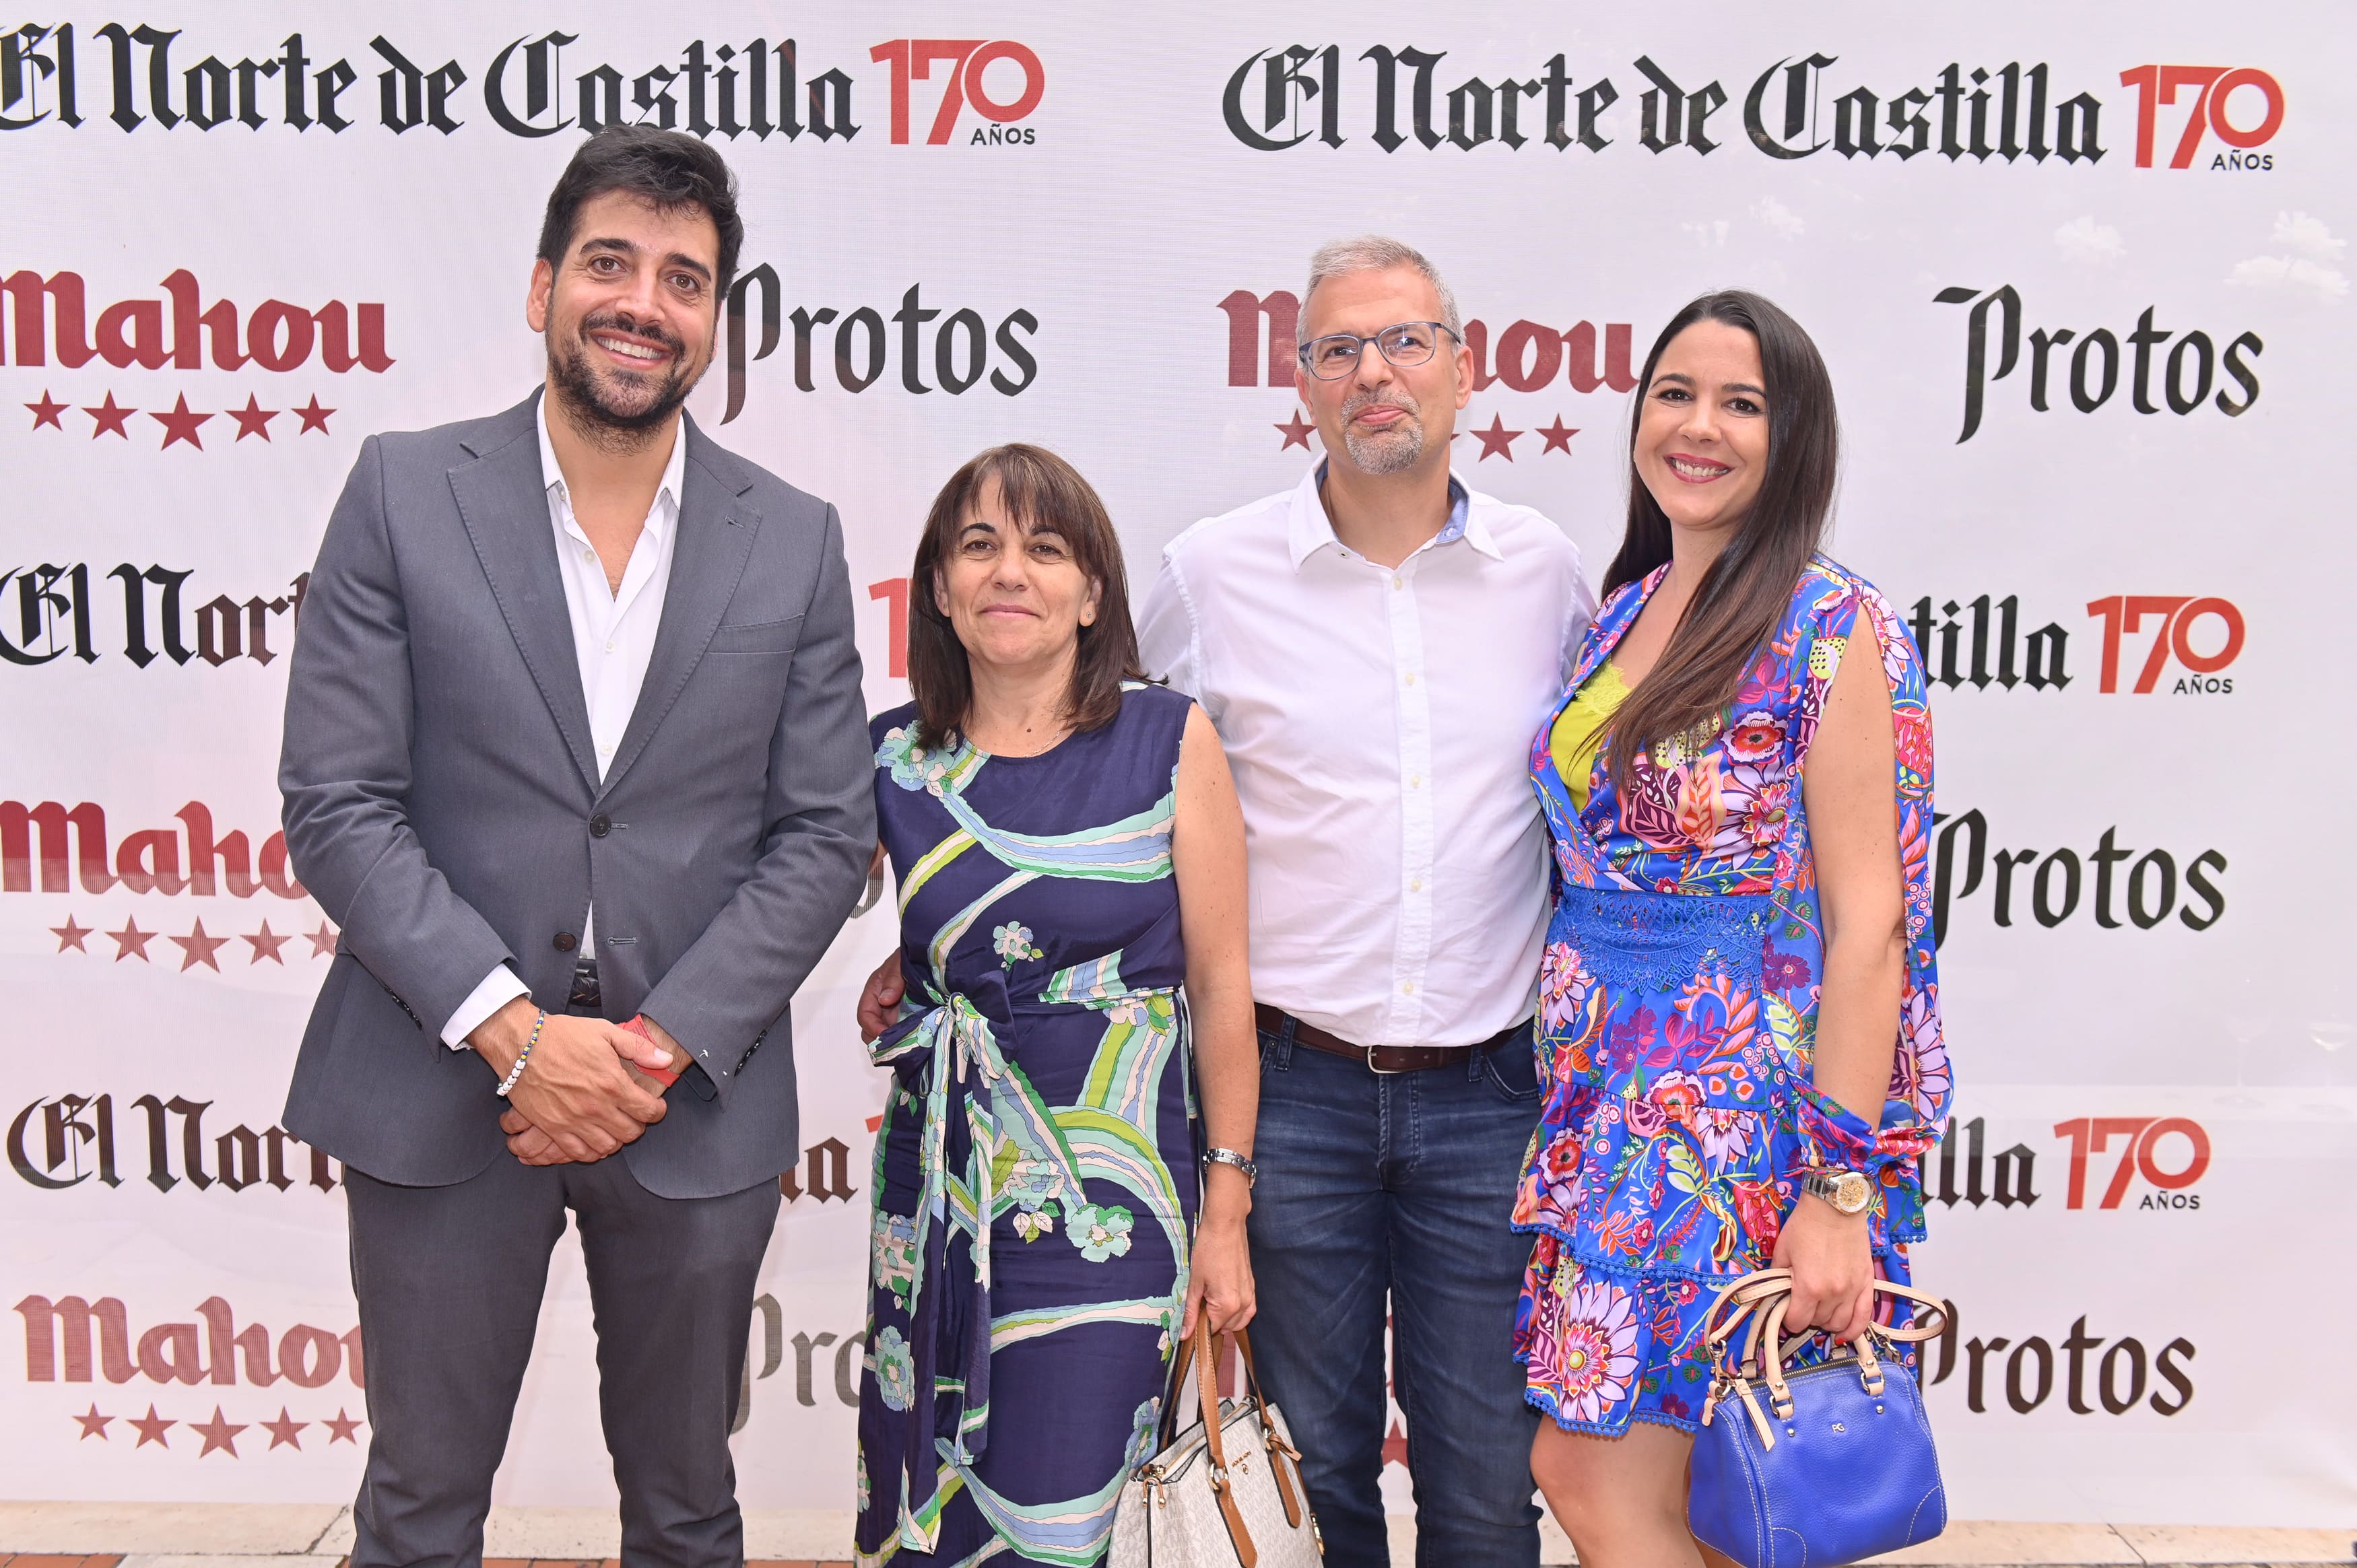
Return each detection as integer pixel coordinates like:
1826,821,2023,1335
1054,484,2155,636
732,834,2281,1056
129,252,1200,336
1802,1167,1873,1216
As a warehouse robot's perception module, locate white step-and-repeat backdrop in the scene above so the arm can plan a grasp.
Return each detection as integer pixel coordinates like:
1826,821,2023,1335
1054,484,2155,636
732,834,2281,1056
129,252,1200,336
4,0,2350,1532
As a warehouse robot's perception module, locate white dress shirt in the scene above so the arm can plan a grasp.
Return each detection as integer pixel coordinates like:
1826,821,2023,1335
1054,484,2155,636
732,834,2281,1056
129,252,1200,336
1137,465,1596,1048
438,399,687,1047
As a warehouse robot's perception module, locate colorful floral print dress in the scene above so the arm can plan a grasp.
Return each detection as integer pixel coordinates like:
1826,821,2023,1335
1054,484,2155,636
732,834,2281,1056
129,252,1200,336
1513,557,1952,1436
856,685,1199,1567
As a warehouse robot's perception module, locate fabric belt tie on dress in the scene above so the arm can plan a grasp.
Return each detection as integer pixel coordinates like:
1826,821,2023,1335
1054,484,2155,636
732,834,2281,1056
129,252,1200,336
1255,1002,1522,1075
868,966,1180,1550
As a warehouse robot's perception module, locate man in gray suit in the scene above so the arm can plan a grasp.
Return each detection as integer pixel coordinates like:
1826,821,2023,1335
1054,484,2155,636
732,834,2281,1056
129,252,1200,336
279,126,874,1568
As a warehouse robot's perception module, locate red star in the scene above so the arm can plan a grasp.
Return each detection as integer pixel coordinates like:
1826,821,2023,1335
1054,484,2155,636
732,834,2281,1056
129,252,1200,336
1273,409,1315,451
84,392,137,439
244,920,290,964
108,917,156,962
172,918,230,972
152,393,213,450
1536,415,1579,454
323,1407,364,1443
227,395,279,442
1383,1416,1408,1468
1469,414,1522,461
73,1404,113,1440
26,390,68,430
129,1404,175,1447
307,920,340,958
260,1407,306,1450
51,914,92,953
191,1405,246,1458
294,395,335,434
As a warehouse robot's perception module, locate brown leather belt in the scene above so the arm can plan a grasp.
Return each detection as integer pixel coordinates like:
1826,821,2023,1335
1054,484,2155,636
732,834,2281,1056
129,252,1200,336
1255,1003,1514,1075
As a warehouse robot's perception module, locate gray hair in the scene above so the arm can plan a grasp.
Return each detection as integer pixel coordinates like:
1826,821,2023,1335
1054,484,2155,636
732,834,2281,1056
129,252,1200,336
1298,235,1464,346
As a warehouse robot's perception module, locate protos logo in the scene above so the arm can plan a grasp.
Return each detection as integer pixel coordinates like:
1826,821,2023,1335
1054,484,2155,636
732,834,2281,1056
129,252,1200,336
2086,596,2243,695
869,40,1043,145
2053,1116,2210,1211
2119,66,2283,171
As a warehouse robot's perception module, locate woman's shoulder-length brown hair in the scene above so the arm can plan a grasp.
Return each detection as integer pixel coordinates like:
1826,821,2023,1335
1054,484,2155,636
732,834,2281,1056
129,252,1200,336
906,444,1144,751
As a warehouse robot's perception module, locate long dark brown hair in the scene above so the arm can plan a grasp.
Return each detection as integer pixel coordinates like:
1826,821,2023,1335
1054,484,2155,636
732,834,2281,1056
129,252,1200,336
1597,290,1838,792
907,444,1143,751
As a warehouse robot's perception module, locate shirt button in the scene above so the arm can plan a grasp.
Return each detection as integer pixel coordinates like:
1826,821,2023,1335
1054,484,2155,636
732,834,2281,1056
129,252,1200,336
1410,878,1424,892
1391,577,1403,590
582,548,597,564
1409,774,1422,789
1401,982,1416,996
1403,673,1416,687
605,639,618,654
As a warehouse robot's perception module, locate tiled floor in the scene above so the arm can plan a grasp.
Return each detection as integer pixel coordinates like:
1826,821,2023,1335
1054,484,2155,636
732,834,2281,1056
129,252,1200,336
1,1518,2349,1566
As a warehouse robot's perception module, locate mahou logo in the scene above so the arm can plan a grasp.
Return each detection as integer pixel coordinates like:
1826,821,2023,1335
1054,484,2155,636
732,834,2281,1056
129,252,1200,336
2119,66,2284,171
3,269,389,375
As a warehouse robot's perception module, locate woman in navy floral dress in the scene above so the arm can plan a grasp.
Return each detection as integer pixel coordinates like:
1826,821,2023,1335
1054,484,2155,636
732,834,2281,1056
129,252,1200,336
853,447,1259,1567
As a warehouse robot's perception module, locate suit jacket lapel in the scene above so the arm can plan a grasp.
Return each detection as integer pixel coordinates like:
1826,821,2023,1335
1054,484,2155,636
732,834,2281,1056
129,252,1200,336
599,413,761,798
449,391,601,794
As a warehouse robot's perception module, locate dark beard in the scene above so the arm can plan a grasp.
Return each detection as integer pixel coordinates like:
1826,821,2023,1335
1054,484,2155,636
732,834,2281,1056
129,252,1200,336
547,310,698,448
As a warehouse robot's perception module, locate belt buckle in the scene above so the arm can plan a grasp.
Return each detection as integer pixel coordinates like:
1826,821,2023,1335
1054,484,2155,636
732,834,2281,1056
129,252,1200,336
1364,1042,1406,1076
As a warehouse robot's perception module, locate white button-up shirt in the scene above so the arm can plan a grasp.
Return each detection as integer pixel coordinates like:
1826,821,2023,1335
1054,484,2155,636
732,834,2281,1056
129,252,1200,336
437,397,686,1046
1137,465,1595,1048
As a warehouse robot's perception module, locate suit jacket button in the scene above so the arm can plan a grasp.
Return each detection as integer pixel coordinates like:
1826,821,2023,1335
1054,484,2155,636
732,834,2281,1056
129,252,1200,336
589,814,611,838
553,931,578,953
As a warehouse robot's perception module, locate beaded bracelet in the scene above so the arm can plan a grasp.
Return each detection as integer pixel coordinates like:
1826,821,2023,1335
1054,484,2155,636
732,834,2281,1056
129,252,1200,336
496,1009,545,1099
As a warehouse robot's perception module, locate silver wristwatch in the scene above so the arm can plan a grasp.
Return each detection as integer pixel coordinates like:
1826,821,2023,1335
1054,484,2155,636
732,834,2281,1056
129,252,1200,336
1202,1147,1258,1188
1802,1167,1873,1216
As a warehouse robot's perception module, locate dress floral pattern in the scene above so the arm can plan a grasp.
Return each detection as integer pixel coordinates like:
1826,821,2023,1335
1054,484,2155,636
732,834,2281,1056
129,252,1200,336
857,685,1200,1567
1513,556,1952,1435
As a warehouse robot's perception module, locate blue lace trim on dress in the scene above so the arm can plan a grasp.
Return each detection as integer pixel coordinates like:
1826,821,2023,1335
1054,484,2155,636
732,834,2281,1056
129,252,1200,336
1551,885,1775,996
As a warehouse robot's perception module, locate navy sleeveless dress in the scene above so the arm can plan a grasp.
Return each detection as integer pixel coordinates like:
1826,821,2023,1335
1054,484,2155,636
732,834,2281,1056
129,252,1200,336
855,683,1201,1567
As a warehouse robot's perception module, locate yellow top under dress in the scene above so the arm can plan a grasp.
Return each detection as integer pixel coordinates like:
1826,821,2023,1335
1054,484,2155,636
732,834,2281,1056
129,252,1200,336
1548,661,1632,811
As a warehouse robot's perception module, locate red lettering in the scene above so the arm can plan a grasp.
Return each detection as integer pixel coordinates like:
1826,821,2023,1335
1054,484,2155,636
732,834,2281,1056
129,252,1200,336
868,578,910,680
963,42,1044,125
2207,69,2284,149
0,269,94,367
2137,1118,2211,1190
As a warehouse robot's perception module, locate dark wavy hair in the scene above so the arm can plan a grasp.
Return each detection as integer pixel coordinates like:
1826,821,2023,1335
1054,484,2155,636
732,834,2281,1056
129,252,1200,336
1597,289,1839,792
537,125,745,298
907,445,1143,751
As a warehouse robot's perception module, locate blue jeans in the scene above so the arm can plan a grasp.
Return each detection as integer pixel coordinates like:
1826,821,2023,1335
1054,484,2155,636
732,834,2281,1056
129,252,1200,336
1245,1017,1545,1568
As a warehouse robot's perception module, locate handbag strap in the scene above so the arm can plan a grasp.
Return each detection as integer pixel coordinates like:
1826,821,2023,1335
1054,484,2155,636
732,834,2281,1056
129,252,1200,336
1700,1268,1954,1416
1147,1317,1304,1555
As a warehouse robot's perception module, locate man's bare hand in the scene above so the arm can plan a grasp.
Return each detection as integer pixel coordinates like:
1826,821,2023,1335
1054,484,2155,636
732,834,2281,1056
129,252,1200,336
857,951,906,1043
469,999,665,1164
499,1013,690,1165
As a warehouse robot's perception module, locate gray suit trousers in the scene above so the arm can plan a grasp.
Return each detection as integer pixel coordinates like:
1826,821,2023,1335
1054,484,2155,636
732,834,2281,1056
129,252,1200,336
343,1155,779,1568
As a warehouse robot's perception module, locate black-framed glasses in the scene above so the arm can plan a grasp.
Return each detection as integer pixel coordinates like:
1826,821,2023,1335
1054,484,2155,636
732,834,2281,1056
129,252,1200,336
1296,320,1459,380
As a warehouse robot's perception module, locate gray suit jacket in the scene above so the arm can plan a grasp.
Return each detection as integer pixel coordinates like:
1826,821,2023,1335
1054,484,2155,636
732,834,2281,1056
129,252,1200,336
279,390,875,1199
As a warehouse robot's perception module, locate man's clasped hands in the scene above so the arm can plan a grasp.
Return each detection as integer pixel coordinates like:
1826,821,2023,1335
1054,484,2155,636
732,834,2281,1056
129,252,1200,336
469,996,690,1165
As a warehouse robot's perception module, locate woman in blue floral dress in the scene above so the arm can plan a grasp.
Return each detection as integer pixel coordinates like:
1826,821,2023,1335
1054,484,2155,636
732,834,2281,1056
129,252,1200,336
854,446,1259,1567
1513,293,1952,1565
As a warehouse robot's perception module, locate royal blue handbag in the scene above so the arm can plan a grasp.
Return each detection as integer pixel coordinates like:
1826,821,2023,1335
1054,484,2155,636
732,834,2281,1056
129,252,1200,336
1688,1269,1952,1568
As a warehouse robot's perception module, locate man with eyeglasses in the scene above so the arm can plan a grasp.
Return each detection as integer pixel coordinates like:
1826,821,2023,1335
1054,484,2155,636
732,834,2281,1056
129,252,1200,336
1141,236,1596,1565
